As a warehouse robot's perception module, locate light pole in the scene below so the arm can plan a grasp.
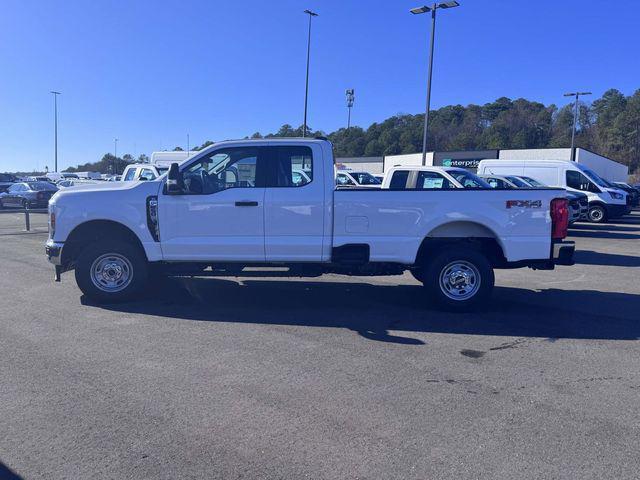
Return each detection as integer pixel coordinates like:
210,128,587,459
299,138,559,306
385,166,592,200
411,2,460,165
114,138,118,174
50,91,61,172
302,9,318,137
346,89,355,129
563,91,591,161
187,134,190,157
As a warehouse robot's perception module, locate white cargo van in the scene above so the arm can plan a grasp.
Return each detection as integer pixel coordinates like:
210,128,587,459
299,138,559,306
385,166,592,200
477,159,628,223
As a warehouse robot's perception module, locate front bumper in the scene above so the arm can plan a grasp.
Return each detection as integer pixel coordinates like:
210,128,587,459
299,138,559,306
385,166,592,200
606,203,628,219
45,239,64,266
552,240,575,266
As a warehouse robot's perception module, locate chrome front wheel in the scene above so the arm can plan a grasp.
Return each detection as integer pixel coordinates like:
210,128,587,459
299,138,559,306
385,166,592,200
90,253,134,293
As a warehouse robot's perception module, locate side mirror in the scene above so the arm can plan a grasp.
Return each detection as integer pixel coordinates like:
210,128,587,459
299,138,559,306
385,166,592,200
166,163,184,194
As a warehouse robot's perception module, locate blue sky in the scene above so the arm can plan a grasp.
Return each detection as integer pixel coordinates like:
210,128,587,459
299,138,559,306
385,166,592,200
1,0,638,172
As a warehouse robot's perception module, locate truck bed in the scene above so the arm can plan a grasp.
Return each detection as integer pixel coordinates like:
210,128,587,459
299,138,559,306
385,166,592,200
333,188,565,264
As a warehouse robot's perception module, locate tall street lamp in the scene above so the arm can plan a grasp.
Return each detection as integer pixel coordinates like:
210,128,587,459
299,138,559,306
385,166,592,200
563,91,592,161
114,138,118,174
411,1,460,165
346,89,355,129
50,91,61,172
302,9,318,137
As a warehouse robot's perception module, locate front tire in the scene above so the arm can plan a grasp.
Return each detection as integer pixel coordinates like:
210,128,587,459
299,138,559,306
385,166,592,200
422,247,494,312
588,205,607,223
75,240,148,302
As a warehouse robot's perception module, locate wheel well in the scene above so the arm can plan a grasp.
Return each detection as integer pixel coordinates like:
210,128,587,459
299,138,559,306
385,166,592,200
62,220,146,267
415,237,507,268
588,201,605,208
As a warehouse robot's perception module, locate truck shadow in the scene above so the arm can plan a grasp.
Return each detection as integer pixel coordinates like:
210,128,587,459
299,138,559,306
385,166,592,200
568,230,640,240
83,276,640,343
574,250,640,267
570,223,640,233
0,461,23,480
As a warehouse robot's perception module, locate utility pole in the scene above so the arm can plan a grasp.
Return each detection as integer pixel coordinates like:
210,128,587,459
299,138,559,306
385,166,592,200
411,2,460,165
302,9,318,137
50,91,61,172
114,138,118,174
563,91,592,161
346,89,355,129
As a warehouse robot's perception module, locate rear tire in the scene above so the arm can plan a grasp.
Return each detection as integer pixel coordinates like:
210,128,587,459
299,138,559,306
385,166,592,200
588,205,607,223
422,247,494,312
75,240,148,302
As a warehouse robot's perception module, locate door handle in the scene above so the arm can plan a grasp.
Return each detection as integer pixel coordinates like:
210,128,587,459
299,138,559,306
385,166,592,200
235,201,259,207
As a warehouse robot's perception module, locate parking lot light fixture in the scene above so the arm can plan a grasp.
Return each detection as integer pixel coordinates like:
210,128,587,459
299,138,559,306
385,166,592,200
302,9,318,138
346,89,355,129
563,91,592,161
411,2,460,165
50,91,61,172
114,138,118,174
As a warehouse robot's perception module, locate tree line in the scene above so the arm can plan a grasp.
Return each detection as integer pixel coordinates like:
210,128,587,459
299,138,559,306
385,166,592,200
67,88,639,175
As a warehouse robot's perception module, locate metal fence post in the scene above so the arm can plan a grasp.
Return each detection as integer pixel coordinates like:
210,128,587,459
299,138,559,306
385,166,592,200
24,209,30,231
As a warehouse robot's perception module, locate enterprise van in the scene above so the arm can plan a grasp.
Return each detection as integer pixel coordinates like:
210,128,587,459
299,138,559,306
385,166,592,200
477,159,627,223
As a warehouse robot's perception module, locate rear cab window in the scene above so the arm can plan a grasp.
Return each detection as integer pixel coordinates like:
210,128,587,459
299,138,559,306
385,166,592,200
389,171,409,189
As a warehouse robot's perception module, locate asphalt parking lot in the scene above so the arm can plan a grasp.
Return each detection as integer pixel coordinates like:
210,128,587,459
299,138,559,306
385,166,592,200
1,212,639,479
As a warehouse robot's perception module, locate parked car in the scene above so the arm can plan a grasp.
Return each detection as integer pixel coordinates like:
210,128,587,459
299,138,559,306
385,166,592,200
478,174,520,189
56,179,102,188
336,170,382,188
121,164,168,182
612,182,639,207
0,182,58,209
481,174,586,222
46,172,80,183
46,138,574,311
477,159,628,223
372,173,385,183
0,173,18,193
382,166,490,190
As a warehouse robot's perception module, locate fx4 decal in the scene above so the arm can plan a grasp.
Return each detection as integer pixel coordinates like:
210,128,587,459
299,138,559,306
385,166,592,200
506,200,543,209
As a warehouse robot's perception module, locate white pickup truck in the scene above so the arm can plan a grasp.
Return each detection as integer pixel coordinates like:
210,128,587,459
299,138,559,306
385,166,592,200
46,138,575,310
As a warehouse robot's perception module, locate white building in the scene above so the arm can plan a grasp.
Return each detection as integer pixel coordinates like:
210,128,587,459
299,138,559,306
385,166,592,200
349,147,629,182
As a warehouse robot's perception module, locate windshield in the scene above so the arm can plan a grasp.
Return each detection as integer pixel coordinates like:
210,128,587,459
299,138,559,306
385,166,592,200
350,172,381,185
448,170,490,189
580,167,609,188
156,167,169,175
27,182,57,191
519,176,546,187
505,176,531,188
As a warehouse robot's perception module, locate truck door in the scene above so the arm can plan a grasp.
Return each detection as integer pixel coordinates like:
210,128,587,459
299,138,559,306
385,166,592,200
263,144,325,261
158,146,266,261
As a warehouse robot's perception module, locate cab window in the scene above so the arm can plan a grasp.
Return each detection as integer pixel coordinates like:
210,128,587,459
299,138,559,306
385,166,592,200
566,170,598,192
389,171,409,189
416,171,453,189
268,146,313,187
183,147,259,194
336,173,355,186
139,169,156,181
123,168,137,181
